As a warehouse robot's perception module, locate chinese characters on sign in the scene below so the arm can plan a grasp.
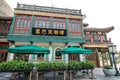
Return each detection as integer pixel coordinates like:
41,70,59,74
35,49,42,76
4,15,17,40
32,28,67,36
98,48,108,52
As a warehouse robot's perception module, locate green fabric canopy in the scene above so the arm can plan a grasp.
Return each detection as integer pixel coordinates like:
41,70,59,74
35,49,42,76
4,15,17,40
8,45,50,54
56,46,93,54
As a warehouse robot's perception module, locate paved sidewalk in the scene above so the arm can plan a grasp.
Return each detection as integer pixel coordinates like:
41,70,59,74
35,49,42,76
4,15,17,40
0,72,12,80
72,68,120,80
74,68,120,80
0,68,120,80
93,68,120,80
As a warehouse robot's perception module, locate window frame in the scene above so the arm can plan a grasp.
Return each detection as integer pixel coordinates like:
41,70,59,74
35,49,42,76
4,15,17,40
34,16,50,28
52,18,66,29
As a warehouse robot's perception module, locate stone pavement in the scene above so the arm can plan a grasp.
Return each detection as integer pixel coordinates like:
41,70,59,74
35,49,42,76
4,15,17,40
0,68,120,80
72,68,120,80
93,68,120,80
0,72,12,80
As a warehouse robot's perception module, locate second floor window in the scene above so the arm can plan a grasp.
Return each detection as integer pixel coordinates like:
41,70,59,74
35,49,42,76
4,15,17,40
52,18,66,29
15,15,31,28
68,19,81,38
69,23,80,31
0,20,11,34
14,14,31,34
34,16,50,28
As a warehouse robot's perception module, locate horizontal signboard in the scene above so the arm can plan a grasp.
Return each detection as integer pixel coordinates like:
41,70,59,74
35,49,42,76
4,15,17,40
32,28,67,36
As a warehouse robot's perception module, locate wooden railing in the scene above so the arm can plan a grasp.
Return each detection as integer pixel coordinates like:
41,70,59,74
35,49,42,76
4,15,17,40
16,3,82,16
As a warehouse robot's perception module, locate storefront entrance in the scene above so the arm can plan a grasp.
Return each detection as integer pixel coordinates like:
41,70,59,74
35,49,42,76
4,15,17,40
98,48,109,67
86,49,98,67
0,42,9,63
69,54,79,61
0,51,8,62
101,53,109,67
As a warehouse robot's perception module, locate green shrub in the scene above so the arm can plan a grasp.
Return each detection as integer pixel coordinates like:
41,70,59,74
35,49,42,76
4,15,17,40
52,61,67,70
68,61,82,69
0,60,34,71
103,65,113,69
35,62,54,70
0,60,96,71
35,61,67,70
81,60,95,69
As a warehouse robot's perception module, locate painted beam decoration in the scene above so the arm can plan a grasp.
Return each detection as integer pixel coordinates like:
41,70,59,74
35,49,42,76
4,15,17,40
32,28,67,36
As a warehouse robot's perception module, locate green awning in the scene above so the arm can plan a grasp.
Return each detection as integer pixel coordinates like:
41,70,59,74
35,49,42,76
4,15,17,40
8,45,50,54
56,46,93,54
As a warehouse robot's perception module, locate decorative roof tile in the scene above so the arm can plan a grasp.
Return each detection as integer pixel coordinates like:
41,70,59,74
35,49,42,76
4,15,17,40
84,26,114,33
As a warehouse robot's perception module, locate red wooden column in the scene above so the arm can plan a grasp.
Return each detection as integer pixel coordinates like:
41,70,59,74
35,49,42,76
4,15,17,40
90,32,94,43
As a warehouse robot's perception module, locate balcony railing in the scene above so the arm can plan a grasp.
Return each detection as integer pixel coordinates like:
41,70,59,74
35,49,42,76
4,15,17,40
85,39,110,44
16,3,82,16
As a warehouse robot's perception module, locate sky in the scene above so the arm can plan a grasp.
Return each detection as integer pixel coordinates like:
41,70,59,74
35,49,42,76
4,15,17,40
5,0,120,51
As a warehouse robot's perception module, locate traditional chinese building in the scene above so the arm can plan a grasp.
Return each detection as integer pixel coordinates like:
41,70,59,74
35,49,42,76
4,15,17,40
83,24,114,67
7,3,85,62
0,0,13,62
0,17,12,62
7,3,114,67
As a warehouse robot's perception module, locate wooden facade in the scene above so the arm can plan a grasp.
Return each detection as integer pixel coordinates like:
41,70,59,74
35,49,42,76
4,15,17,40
84,26,114,67
7,3,85,63
0,0,13,62
6,3,114,67
0,17,12,62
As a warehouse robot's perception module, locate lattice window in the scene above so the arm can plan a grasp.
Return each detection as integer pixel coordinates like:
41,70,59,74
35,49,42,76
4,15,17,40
14,14,32,34
0,20,11,34
85,32,90,40
34,16,50,28
15,15,31,28
52,18,66,29
68,19,81,38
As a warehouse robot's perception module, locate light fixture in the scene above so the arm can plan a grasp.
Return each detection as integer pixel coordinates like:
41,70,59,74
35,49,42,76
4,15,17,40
108,45,116,53
108,44,120,76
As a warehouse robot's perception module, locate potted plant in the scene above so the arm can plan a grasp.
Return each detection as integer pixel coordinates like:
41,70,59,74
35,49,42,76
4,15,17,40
103,65,116,76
